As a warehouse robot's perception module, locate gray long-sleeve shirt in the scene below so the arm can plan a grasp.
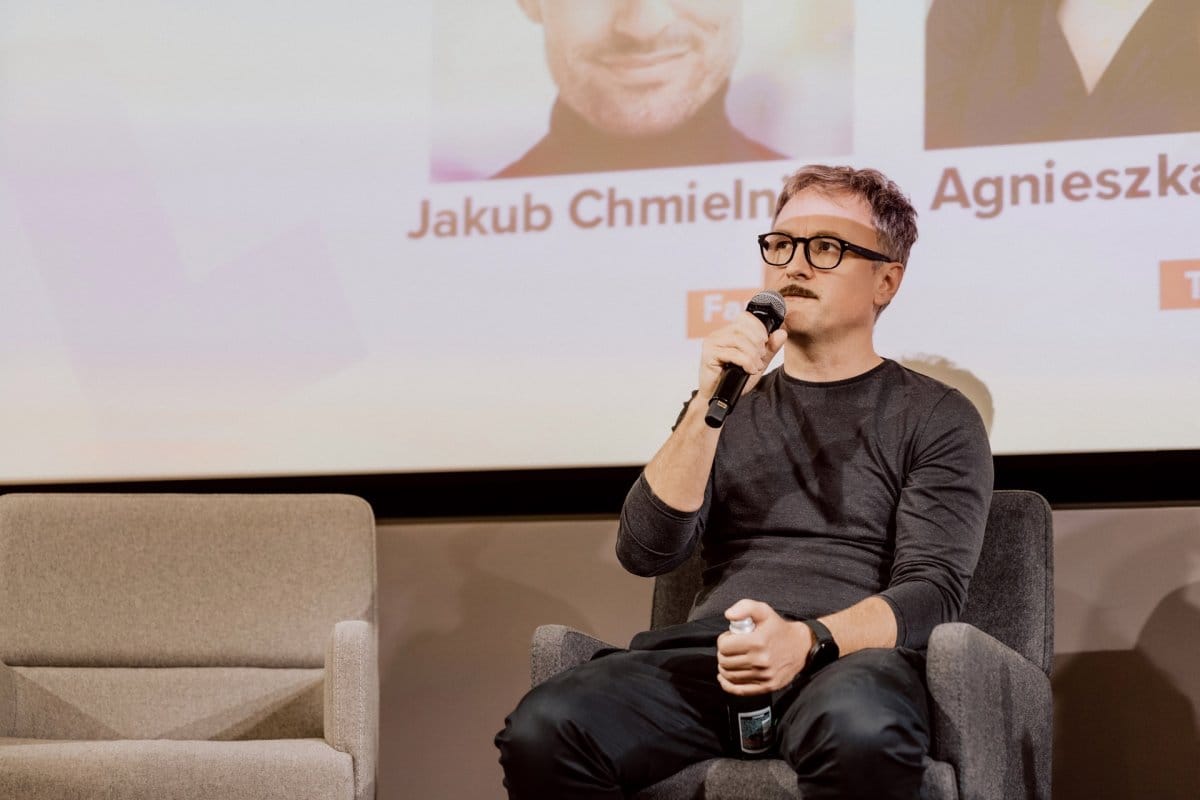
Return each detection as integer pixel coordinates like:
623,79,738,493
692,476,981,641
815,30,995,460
617,359,993,649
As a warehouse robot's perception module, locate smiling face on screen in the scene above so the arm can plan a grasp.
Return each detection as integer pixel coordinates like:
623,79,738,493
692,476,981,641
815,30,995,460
518,0,742,136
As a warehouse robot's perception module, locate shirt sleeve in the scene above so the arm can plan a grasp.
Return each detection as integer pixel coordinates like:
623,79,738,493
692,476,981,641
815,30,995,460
616,472,711,577
877,388,994,648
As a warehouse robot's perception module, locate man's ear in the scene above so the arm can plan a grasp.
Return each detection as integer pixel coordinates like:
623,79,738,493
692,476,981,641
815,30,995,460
874,261,905,308
516,0,543,24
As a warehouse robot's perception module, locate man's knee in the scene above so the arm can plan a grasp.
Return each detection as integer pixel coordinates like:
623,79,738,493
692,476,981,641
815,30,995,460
496,663,645,798
496,675,592,766
779,650,929,797
790,694,922,764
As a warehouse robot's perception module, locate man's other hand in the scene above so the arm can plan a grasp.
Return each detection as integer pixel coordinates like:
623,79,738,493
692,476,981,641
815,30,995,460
717,599,812,696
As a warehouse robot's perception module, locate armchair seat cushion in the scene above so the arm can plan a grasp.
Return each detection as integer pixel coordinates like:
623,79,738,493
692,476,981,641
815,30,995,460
630,756,958,800
632,757,800,799
0,737,353,800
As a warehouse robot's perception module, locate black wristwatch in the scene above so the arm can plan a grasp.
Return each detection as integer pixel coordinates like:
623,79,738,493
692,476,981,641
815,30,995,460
800,619,839,677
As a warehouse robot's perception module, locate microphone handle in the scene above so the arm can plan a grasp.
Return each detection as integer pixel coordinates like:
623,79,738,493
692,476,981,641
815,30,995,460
704,366,750,428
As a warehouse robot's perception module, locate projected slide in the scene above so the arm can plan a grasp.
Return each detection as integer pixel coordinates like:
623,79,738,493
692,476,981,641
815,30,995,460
1,0,1198,483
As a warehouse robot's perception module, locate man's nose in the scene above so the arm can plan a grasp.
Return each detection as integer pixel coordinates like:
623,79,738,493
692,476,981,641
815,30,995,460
782,252,815,279
611,0,675,42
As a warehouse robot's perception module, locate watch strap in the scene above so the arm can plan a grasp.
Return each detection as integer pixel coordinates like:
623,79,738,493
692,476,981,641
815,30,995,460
802,618,834,645
800,618,839,677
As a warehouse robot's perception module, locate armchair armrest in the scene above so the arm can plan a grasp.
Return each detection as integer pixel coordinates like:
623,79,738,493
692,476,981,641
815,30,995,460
926,622,1052,800
531,624,616,687
325,620,378,800
0,658,12,738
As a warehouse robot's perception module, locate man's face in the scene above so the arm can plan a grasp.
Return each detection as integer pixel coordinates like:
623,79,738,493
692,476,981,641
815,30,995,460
763,189,904,340
520,0,742,136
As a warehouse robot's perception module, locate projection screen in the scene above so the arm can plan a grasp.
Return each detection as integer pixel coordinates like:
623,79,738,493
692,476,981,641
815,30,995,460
2,0,1198,483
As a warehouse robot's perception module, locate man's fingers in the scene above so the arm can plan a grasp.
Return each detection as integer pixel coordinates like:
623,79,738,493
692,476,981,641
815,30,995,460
717,659,760,678
716,631,752,656
711,317,771,363
707,345,765,376
716,637,757,663
725,598,773,624
732,324,771,361
724,598,757,622
698,310,780,395
717,672,774,696
717,673,744,694
718,645,772,670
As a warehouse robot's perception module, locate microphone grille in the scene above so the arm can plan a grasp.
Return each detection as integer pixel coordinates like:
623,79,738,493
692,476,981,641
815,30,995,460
749,290,787,323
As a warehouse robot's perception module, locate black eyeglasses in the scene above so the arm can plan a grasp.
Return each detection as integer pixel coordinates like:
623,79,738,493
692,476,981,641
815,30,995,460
757,232,896,270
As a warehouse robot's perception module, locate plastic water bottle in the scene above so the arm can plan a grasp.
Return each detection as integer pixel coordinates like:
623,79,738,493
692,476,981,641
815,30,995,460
726,617,774,756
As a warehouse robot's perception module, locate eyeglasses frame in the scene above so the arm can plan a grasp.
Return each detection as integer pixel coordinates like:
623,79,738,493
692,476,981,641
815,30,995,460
757,232,897,270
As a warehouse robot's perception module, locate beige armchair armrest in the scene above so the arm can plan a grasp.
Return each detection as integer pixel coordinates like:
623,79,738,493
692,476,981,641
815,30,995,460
325,620,378,800
0,659,12,738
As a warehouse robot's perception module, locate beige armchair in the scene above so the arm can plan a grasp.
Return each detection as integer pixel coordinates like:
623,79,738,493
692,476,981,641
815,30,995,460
0,493,378,800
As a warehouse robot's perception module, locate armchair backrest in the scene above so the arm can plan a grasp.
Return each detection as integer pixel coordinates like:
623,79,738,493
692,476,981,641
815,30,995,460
650,489,1054,675
0,493,377,741
0,493,376,669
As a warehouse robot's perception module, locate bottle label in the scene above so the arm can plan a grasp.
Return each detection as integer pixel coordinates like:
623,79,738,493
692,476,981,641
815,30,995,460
737,706,773,754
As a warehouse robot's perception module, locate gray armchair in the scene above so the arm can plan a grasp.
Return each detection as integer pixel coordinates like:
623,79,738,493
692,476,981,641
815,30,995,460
0,493,378,800
531,489,1054,799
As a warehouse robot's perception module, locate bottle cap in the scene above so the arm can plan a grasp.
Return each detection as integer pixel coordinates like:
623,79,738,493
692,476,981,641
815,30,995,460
728,617,755,634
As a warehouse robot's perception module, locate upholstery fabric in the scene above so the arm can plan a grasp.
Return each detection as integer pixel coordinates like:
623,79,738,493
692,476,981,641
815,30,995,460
531,490,1053,800
649,551,705,631
0,662,13,738
0,493,378,800
926,623,1052,800
633,757,801,799
5,666,322,741
628,756,960,800
0,737,352,800
0,493,376,668
325,620,378,800
530,625,610,688
922,758,959,800
957,492,1054,674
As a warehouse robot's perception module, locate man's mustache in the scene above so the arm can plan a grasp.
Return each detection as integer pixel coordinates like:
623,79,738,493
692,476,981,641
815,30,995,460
779,285,818,299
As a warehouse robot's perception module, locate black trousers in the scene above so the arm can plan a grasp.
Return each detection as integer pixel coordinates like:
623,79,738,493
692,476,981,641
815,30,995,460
496,617,930,799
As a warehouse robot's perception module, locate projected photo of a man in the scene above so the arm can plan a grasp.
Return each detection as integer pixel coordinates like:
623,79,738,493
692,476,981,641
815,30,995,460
496,0,782,177
429,1,853,182
925,0,1200,149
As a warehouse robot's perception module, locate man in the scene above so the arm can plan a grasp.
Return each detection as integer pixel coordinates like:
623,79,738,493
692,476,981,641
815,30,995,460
495,0,784,178
496,165,993,798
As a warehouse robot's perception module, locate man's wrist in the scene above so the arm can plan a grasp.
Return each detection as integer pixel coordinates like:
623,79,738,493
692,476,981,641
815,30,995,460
686,391,712,416
678,393,720,433
787,620,815,677
799,618,839,677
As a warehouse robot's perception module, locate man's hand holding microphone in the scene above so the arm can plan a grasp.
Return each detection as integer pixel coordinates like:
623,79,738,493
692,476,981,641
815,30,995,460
700,291,788,427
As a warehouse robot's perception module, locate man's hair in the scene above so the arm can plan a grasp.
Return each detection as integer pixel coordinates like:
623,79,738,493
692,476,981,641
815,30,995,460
774,165,918,266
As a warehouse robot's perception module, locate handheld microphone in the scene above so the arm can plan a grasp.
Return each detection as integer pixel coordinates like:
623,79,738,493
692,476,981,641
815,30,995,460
704,291,787,428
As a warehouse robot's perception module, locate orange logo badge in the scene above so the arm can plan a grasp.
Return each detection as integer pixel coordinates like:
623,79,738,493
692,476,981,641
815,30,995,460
1160,260,1200,310
686,289,760,338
